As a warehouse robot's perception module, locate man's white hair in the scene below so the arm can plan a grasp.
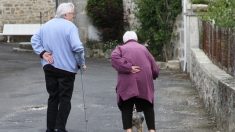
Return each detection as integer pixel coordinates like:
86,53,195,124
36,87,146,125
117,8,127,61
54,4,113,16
55,2,74,18
123,31,138,43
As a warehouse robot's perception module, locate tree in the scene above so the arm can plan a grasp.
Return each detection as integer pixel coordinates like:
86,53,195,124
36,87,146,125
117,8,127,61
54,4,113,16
135,0,181,60
201,0,235,28
86,0,124,42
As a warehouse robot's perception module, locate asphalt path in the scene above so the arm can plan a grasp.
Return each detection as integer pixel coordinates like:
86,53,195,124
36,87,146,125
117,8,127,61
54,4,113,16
0,43,218,132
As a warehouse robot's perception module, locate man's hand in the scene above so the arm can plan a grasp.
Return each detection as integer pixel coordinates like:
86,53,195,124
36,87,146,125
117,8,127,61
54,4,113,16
131,66,141,73
78,64,87,71
42,52,53,64
82,64,87,71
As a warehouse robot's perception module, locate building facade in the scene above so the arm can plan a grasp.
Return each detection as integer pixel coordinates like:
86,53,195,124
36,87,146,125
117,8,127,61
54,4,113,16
0,0,92,42
0,0,55,31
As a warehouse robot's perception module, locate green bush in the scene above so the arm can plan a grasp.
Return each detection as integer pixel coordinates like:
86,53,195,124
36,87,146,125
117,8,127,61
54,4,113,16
102,40,119,52
135,0,181,60
201,0,235,28
86,0,124,42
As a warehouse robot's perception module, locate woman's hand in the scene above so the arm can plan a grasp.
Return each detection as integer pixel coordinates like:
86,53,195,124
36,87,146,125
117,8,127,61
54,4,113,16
131,66,141,73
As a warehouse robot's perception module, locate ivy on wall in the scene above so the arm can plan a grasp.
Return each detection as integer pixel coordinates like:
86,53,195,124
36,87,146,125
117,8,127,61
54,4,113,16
135,0,181,60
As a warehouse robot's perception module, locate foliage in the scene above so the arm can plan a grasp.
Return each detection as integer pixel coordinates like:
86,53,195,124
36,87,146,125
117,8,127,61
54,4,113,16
200,0,235,28
191,0,209,4
86,40,102,49
86,40,119,52
103,40,119,52
86,0,124,42
135,0,181,60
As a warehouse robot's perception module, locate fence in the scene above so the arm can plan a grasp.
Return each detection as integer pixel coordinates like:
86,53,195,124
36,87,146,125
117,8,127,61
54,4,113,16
201,21,235,76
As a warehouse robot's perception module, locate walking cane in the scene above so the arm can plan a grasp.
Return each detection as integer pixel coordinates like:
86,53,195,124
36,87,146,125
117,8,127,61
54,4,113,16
80,69,88,132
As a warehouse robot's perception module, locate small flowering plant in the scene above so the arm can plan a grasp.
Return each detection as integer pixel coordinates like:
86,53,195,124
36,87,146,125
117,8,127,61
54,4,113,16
102,40,119,52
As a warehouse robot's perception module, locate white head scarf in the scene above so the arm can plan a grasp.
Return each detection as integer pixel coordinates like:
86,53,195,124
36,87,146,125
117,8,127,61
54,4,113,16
123,31,138,43
55,2,74,18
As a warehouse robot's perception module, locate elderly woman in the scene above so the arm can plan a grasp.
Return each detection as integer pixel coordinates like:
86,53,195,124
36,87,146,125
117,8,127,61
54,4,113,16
111,31,160,132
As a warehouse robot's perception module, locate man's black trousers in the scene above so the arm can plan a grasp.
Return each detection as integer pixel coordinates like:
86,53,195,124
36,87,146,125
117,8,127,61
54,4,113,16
44,69,75,131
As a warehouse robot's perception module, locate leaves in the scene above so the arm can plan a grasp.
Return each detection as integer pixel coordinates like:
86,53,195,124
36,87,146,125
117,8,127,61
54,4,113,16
86,0,124,41
135,0,181,60
191,0,210,4
200,0,235,28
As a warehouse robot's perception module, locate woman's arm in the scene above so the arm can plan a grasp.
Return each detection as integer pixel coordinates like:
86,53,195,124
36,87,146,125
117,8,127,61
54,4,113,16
111,46,133,73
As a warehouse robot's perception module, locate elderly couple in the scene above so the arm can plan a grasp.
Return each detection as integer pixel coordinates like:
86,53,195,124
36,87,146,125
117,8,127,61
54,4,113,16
31,2,159,132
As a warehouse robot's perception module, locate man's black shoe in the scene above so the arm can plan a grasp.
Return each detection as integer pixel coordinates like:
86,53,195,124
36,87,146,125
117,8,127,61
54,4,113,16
55,129,68,132
46,129,55,132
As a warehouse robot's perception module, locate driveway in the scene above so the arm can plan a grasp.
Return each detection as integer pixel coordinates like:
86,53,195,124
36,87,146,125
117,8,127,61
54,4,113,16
0,43,217,132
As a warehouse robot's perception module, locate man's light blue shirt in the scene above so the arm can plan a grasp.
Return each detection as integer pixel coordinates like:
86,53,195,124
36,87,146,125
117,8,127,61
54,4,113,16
31,18,85,73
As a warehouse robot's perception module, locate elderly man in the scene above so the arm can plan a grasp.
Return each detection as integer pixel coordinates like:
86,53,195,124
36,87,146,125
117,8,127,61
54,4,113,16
111,31,159,132
31,2,86,132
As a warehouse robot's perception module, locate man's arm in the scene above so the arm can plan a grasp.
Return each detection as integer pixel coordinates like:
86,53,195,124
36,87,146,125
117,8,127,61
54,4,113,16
31,29,53,64
74,50,86,69
31,30,45,55
69,26,84,53
70,25,86,69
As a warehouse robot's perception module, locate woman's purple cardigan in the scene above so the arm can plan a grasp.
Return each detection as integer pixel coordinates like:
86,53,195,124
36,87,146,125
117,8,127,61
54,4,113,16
111,40,160,104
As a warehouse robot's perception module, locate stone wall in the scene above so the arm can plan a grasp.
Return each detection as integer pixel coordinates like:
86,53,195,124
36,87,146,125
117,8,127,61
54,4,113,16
123,0,139,30
0,0,94,43
0,0,55,42
190,48,235,132
0,0,55,32
185,3,235,131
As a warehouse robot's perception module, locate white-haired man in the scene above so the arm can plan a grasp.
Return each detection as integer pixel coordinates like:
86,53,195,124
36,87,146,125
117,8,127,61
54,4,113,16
31,2,86,132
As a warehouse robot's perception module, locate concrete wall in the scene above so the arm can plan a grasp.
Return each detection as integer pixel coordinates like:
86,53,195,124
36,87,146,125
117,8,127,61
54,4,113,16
186,13,200,73
58,0,101,43
58,0,91,43
170,14,184,61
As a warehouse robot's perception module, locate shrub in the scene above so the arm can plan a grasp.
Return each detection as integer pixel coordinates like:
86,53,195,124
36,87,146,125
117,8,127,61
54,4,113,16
200,0,235,28
135,0,181,60
191,0,210,4
103,40,119,52
86,0,124,42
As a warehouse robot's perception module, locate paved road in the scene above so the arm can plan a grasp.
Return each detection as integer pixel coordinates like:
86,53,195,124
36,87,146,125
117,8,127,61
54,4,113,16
0,43,218,132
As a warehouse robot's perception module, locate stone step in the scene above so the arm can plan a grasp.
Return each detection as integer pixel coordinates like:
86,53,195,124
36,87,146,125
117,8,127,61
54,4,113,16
13,42,33,52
